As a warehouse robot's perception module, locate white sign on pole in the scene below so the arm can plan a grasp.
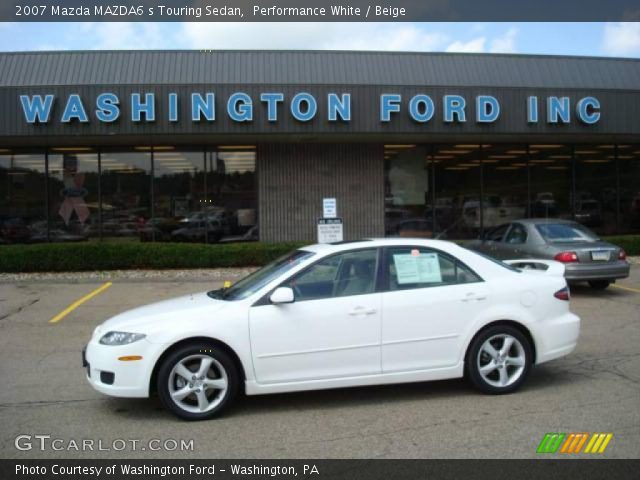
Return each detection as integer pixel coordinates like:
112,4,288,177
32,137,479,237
317,218,343,244
322,198,337,218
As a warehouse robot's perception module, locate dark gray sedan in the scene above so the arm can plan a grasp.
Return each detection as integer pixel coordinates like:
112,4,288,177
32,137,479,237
466,219,630,290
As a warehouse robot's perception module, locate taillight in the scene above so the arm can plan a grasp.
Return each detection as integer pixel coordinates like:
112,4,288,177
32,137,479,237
619,249,627,261
554,286,570,301
554,251,579,263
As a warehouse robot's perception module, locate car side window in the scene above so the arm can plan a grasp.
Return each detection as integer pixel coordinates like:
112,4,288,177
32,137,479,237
284,249,378,301
486,224,509,242
385,247,481,292
505,224,527,244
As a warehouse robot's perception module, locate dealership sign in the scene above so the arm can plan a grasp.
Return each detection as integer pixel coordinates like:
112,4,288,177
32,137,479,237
19,92,601,125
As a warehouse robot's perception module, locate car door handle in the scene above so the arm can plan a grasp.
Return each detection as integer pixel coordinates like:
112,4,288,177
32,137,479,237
348,307,377,316
461,293,487,302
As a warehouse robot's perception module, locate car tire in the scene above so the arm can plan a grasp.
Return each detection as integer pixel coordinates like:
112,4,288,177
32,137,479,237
157,343,239,420
466,325,532,395
588,280,610,290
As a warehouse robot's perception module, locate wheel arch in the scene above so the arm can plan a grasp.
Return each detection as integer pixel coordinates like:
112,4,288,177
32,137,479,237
149,336,247,395
463,320,537,370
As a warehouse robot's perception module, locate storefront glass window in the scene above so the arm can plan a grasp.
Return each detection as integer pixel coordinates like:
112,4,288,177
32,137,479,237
48,149,99,242
0,151,46,244
100,150,152,242
384,145,430,238
528,144,573,221
479,144,529,231
151,150,205,242
431,144,483,240
204,147,257,243
619,145,640,234
574,145,617,235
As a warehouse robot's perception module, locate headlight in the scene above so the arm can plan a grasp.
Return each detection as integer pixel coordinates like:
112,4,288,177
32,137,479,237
99,331,146,346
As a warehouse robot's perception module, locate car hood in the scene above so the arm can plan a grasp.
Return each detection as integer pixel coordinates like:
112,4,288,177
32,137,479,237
96,292,229,335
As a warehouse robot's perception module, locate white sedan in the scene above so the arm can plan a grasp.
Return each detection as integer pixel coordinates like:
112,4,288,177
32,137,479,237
84,239,580,420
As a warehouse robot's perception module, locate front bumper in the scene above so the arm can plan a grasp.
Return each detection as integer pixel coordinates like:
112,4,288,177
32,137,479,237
564,260,630,281
84,339,155,398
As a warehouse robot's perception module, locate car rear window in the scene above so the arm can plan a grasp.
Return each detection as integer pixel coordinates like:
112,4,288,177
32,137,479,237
535,223,599,242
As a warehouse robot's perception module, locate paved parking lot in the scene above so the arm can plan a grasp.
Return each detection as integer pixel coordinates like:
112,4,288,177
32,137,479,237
0,267,638,459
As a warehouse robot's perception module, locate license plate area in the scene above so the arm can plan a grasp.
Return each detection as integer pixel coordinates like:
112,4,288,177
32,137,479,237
82,347,90,377
591,250,610,261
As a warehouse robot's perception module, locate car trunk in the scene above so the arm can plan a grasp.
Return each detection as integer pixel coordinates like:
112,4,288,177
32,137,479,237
549,241,619,264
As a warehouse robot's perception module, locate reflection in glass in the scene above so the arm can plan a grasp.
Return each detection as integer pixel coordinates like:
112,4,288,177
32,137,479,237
100,151,152,241
48,152,99,242
619,145,640,234
0,152,46,244
574,145,616,235
528,144,572,221
384,145,431,238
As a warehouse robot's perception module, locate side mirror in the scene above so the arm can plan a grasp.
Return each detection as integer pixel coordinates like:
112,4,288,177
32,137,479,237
270,287,295,305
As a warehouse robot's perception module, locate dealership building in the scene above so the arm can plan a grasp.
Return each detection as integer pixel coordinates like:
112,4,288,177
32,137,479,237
0,50,639,244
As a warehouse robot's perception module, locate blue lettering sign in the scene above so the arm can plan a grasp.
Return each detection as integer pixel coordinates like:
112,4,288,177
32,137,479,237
547,96,570,123
168,93,178,122
95,93,120,123
290,93,317,122
61,94,89,123
227,93,253,122
131,93,155,122
260,93,284,122
328,93,351,122
191,93,215,122
576,96,600,124
20,94,54,123
476,95,500,123
380,94,401,122
443,95,466,123
527,96,538,123
408,95,434,123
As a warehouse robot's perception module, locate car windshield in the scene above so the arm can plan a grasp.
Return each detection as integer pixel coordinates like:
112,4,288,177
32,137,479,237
535,223,599,242
208,249,315,301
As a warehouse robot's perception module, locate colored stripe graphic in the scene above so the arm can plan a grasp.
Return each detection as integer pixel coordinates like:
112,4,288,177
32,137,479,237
538,433,613,454
584,433,613,454
537,433,566,453
560,433,589,454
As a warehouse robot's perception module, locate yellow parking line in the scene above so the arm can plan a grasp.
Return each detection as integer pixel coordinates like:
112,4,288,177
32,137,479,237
611,284,640,294
49,282,113,324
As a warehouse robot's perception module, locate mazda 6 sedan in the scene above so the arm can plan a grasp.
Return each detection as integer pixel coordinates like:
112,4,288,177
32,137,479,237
84,239,580,420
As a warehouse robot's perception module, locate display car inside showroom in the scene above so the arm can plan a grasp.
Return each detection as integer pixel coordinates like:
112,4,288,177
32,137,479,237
0,50,639,247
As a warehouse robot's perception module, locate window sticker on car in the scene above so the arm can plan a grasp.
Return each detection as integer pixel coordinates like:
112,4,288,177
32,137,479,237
393,253,442,284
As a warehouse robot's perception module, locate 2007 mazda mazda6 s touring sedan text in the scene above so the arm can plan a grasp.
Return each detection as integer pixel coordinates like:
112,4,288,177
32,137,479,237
83,239,580,420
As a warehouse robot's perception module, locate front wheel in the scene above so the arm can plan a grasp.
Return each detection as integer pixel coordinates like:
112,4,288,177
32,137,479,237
157,343,239,420
588,280,610,290
466,325,532,394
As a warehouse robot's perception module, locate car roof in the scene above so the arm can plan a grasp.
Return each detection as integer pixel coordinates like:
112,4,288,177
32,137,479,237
512,218,577,226
300,238,459,254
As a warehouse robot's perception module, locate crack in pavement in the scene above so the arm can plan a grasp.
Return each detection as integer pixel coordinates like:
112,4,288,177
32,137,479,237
0,298,40,322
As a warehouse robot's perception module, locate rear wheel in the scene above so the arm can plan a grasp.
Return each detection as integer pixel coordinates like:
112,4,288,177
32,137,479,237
467,325,532,394
157,343,239,420
588,280,610,290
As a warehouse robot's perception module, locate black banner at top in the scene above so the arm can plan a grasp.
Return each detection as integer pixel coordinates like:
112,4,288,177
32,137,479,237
3,0,640,22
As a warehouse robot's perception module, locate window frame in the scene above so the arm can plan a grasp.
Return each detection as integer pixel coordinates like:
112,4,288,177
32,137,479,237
253,247,384,306
504,223,528,245
380,246,484,293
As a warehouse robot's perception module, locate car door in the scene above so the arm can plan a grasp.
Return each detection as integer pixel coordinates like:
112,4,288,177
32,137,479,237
483,223,510,259
501,223,529,259
249,248,382,384
380,246,488,373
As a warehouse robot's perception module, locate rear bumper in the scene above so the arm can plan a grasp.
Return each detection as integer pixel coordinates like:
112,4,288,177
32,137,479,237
534,311,580,365
564,261,630,281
